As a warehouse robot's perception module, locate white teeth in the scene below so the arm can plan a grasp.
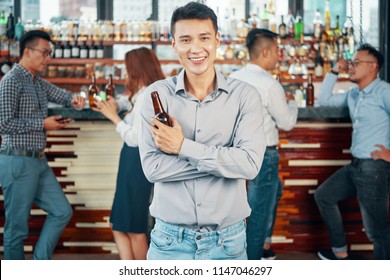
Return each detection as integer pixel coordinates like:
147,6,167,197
190,57,205,62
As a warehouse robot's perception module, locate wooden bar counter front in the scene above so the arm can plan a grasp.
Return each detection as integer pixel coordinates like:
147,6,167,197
1,106,388,257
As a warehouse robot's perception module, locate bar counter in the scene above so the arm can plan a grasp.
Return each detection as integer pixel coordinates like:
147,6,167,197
3,106,378,257
49,106,351,120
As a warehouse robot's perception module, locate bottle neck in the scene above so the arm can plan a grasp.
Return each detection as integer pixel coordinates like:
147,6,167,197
151,91,164,114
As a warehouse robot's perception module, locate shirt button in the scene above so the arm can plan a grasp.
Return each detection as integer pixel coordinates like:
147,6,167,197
196,178,200,182
196,236,201,240
197,203,201,206
197,129,201,133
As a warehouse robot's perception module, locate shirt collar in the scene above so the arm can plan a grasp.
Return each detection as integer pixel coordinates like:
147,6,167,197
361,78,380,94
245,63,270,76
174,68,229,98
13,63,35,82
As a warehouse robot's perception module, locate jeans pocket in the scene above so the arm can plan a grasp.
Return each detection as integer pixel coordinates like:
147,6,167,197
10,156,27,181
0,156,24,188
221,229,247,257
150,228,176,250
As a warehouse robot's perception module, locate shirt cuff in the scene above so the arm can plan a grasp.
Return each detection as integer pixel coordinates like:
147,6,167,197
115,120,126,133
179,138,204,163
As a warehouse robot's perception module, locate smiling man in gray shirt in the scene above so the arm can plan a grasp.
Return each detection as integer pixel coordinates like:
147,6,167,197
138,2,265,260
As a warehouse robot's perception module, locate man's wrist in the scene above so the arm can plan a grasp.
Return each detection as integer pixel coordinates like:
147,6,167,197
330,69,339,75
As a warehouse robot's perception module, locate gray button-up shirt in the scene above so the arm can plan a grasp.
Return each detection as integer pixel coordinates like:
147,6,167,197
139,69,265,229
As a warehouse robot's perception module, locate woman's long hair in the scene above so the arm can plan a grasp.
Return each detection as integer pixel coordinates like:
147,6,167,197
124,47,165,107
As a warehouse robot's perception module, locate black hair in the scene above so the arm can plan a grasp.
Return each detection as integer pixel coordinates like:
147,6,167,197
170,1,218,37
357,43,384,71
19,30,51,57
246,28,278,59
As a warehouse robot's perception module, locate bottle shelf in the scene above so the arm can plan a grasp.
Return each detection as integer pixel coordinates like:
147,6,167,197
47,58,244,65
44,77,125,85
50,39,246,46
279,76,349,84
49,58,123,64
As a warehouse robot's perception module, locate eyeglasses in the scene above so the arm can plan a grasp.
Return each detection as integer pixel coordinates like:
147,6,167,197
347,60,376,67
29,48,52,57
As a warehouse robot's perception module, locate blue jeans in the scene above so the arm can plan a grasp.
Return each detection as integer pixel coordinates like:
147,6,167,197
147,219,247,260
0,155,73,260
314,159,390,259
246,149,281,260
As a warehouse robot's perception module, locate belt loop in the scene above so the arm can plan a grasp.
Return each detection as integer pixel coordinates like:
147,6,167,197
217,230,223,246
178,227,184,243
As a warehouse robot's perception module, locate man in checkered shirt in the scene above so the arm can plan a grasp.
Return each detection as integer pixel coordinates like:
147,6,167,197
0,30,85,259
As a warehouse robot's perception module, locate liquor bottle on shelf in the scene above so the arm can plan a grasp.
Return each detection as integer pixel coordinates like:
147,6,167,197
79,40,88,59
343,16,353,37
151,91,172,127
0,54,12,75
314,51,324,78
0,10,6,39
9,39,19,57
286,9,295,38
73,22,79,41
54,41,63,58
96,41,104,59
268,0,277,32
63,41,71,58
313,9,322,39
325,0,331,32
221,8,232,40
347,28,355,57
71,39,80,58
334,15,341,40
14,17,24,40
224,44,235,60
278,15,286,39
105,74,115,98
88,41,96,59
306,74,314,107
6,7,15,39
0,38,9,56
294,11,303,40
260,4,269,29
88,74,99,109
248,9,260,29
230,8,238,40
236,19,250,40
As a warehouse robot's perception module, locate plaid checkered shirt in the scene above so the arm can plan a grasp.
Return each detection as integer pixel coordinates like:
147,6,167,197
0,63,73,151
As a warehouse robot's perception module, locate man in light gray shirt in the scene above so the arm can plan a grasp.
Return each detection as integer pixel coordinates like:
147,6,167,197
231,29,298,260
138,2,265,260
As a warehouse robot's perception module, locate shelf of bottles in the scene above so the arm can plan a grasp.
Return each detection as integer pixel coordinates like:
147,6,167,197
1,0,356,84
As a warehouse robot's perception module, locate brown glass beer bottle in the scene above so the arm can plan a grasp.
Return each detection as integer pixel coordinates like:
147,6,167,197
105,74,115,98
88,74,99,108
151,91,172,127
306,73,315,107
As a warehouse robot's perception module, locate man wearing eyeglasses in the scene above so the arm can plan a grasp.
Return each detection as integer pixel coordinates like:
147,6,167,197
0,30,86,259
315,44,390,260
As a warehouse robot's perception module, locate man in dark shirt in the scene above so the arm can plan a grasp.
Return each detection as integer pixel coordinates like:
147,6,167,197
0,30,85,259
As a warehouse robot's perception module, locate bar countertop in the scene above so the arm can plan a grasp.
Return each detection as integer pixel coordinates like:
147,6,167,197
48,106,351,120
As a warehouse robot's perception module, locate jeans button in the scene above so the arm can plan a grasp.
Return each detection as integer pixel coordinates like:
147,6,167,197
196,235,201,240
